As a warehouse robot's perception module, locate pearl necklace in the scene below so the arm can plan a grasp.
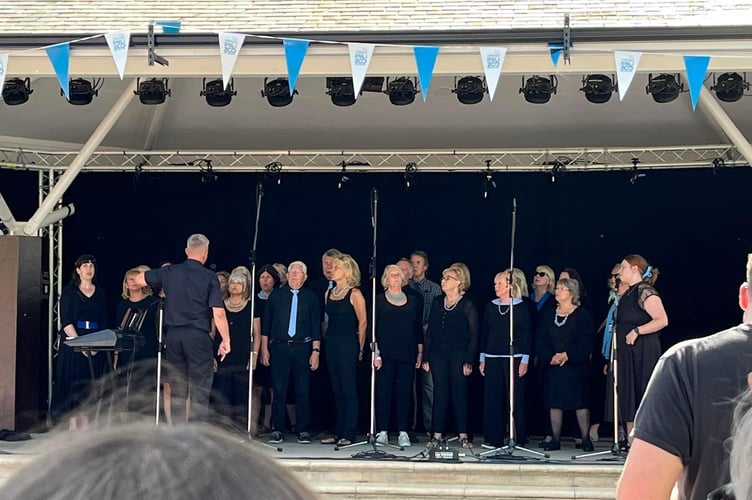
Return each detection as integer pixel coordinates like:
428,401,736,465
554,306,575,327
497,303,511,316
444,295,462,311
331,285,350,299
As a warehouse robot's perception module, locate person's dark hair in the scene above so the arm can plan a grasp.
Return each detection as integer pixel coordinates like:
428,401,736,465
0,423,316,500
410,250,430,267
70,254,96,286
258,263,281,288
561,267,587,297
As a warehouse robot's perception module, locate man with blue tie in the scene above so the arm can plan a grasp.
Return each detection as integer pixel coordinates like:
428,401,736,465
260,261,321,444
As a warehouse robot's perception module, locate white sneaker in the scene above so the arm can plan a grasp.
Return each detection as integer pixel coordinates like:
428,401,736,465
375,430,388,446
398,431,411,448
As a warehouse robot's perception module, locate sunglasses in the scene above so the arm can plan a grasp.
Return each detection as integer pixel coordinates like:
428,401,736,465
610,273,620,279
535,271,547,277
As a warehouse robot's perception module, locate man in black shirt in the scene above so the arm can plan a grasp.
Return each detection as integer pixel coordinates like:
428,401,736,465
135,234,230,423
617,254,752,500
260,260,321,444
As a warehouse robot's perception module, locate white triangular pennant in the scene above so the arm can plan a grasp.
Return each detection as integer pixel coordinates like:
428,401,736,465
0,54,8,90
348,43,375,99
614,51,642,101
218,32,246,90
105,31,130,80
479,47,506,101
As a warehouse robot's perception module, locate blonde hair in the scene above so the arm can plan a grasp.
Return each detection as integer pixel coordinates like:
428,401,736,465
334,254,361,287
497,268,529,299
121,267,152,300
381,264,407,289
443,264,470,293
535,265,556,293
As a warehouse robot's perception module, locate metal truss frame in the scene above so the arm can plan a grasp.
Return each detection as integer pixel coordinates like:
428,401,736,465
0,144,745,174
38,168,63,413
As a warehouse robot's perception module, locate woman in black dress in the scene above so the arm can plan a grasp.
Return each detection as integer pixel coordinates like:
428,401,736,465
51,254,109,430
252,264,280,435
616,254,668,441
422,263,479,449
321,254,367,446
373,264,423,448
480,268,532,448
536,278,595,451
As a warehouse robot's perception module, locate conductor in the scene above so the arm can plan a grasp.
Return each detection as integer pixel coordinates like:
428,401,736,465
135,234,231,422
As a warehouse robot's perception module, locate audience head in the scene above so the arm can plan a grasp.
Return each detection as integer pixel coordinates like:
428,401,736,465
410,250,430,280
382,264,407,290
287,261,308,290
71,254,97,286
556,277,581,306
0,423,317,500
185,234,210,263
122,267,152,299
533,265,555,293
332,254,361,287
620,254,660,287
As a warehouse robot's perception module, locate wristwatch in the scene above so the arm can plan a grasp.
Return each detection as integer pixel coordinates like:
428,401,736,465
634,326,641,335
312,348,320,353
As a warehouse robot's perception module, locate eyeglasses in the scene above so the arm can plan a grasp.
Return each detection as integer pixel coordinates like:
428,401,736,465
442,275,459,281
555,286,570,292
535,271,547,277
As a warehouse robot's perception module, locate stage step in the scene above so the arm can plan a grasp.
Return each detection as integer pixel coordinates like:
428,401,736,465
284,459,620,499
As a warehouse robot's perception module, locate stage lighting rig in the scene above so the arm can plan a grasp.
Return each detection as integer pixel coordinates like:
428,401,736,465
711,72,750,103
520,75,557,104
201,78,237,107
264,161,283,185
385,77,418,106
452,76,487,105
580,74,617,104
262,77,297,107
483,160,496,199
629,158,646,185
404,163,417,190
65,78,102,105
646,73,683,103
337,162,350,189
326,77,356,107
134,78,171,105
2,77,33,105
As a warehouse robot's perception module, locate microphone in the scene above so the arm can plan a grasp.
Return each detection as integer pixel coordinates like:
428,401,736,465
512,197,517,212
257,182,264,199
372,188,378,203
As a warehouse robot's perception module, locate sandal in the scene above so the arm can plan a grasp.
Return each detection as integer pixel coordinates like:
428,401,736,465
459,437,473,449
336,438,352,446
320,436,338,445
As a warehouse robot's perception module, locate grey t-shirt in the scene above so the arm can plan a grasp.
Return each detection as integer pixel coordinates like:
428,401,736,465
632,323,752,500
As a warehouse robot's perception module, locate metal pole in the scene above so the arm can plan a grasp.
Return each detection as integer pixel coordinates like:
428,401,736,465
697,86,752,167
24,78,137,235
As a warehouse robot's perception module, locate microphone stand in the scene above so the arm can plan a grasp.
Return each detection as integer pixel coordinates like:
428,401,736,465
246,182,282,452
481,198,548,461
342,188,399,458
155,297,164,426
573,300,626,461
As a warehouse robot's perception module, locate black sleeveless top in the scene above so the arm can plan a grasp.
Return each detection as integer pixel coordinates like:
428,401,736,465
325,288,358,338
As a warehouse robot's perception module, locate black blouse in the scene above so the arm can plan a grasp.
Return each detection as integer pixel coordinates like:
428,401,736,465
60,283,108,334
535,306,595,365
424,295,479,366
375,293,423,363
481,299,532,357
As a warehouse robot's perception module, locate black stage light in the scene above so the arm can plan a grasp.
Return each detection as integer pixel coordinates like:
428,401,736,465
519,75,557,104
326,77,355,107
404,162,417,190
134,78,171,105
452,76,487,105
580,74,617,104
261,77,297,107
361,76,385,93
2,77,33,105
646,73,683,103
200,78,237,107
65,78,101,105
385,77,418,106
711,72,750,103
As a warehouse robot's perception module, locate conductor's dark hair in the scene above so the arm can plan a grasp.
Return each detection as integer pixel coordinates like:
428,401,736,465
0,423,317,500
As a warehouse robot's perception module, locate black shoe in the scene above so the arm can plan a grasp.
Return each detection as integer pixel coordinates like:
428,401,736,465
542,439,560,451
581,439,594,452
268,431,284,444
408,431,420,444
538,438,552,448
297,432,311,444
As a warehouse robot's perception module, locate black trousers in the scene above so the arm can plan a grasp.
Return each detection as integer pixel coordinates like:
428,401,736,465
376,357,414,432
483,357,527,446
430,350,468,435
269,342,311,433
213,366,248,427
326,336,359,441
165,327,214,423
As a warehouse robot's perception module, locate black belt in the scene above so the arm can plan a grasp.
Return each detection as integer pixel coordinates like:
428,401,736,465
270,337,312,346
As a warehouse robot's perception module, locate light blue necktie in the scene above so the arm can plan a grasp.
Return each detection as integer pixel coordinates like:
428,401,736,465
288,289,299,337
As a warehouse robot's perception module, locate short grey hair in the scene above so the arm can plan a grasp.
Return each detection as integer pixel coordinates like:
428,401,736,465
557,277,581,306
288,260,308,275
322,248,342,259
186,234,209,249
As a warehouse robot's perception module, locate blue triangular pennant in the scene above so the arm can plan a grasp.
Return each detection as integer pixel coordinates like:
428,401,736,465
155,20,181,34
45,43,70,100
683,55,711,110
413,46,439,102
283,39,309,96
548,43,564,67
